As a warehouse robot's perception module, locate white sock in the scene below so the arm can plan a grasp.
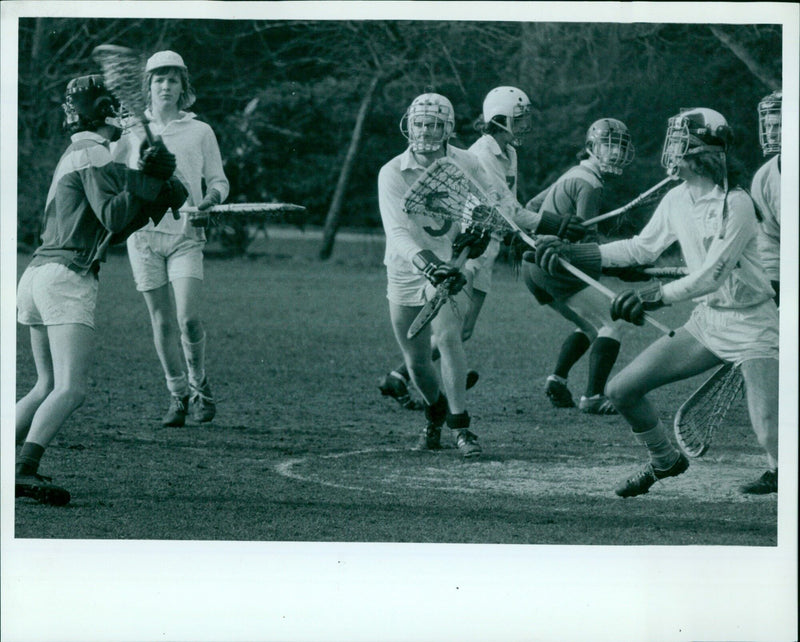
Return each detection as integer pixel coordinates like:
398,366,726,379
633,421,680,470
182,334,206,387
166,372,189,397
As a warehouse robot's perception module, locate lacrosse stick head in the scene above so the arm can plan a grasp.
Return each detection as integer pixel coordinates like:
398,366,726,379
92,44,150,134
403,158,510,236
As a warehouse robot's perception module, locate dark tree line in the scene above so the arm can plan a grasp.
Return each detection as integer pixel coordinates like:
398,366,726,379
17,18,781,256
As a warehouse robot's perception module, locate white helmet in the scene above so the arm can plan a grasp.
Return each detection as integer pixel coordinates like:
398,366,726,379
661,107,733,172
400,93,455,153
482,86,532,146
585,118,634,175
757,90,781,156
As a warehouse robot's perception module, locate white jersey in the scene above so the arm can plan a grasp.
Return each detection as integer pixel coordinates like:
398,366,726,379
465,134,518,291
751,154,780,281
378,145,537,279
600,182,774,308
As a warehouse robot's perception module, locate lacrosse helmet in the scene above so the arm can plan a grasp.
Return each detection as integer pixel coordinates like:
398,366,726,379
62,74,122,138
757,90,781,156
661,107,733,172
482,86,532,146
585,118,635,175
400,93,455,153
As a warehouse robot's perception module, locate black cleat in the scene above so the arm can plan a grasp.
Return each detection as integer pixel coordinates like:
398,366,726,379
379,372,423,410
615,453,689,498
163,394,189,427
740,469,777,495
15,473,71,506
413,424,442,451
545,375,576,408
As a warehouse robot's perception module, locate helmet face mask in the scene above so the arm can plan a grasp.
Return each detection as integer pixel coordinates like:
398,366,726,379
758,90,781,156
661,107,732,173
585,118,634,175
482,86,532,146
62,75,122,137
400,93,455,153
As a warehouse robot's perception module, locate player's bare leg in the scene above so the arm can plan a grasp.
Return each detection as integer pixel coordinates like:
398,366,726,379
432,290,481,458
142,285,190,426
390,302,446,450
16,325,54,445
16,323,93,506
606,328,721,497
173,276,215,422
739,357,779,493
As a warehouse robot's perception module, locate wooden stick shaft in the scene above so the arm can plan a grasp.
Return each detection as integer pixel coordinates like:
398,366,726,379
582,176,676,227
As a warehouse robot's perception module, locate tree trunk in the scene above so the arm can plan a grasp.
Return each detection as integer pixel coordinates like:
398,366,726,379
709,26,781,90
318,71,382,260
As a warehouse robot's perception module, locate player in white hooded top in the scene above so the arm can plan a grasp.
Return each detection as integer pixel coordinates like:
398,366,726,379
751,89,781,306
534,108,779,496
113,51,229,428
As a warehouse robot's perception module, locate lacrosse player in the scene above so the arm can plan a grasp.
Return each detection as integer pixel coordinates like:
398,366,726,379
522,118,635,415
113,50,229,427
751,89,781,306
15,75,186,505
378,92,548,456
378,86,550,409
535,108,779,496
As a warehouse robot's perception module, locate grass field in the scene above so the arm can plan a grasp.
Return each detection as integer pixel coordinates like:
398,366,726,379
12,229,779,546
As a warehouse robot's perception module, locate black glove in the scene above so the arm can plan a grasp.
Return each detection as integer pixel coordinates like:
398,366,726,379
138,138,176,181
602,266,654,282
189,188,222,227
452,225,491,259
609,281,665,326
159,177,189,221
412,250,467,294
534,235,602,279
535,211,587,242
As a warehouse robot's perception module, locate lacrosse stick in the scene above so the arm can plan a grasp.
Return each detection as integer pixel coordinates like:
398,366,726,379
92,44,155,144
674,362,745,457
403,159,498,339
582,175,678,227
182,202,307,226
404,158,676,337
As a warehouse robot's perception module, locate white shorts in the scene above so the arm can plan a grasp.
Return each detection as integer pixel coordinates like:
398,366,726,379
684,300,779,365
17,262,99,328
127,230,204,292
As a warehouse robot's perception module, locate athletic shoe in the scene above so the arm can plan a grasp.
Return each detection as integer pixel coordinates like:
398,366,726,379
379,372,423,410
454,429,482,459
740,469,777,495
615,453,689,498
162,394,189,427
545,375,575,408
190,377,216,423
413,424,442,451
579,394,618,415
15,473,71,506
466,370,480,390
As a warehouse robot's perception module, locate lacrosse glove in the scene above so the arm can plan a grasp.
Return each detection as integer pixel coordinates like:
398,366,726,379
190,188,222,227
610,281,665,326
535,211,587,242
138,138,177,181
412,250,467,294
452,225,491,259
602,265,655,282
534,235,602,279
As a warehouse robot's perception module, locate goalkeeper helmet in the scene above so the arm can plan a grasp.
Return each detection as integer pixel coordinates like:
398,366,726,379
757,90,781,156
585,118,635,175
62,75,122,136
482,86,532,146
661,107,732,172
401,93,455,153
